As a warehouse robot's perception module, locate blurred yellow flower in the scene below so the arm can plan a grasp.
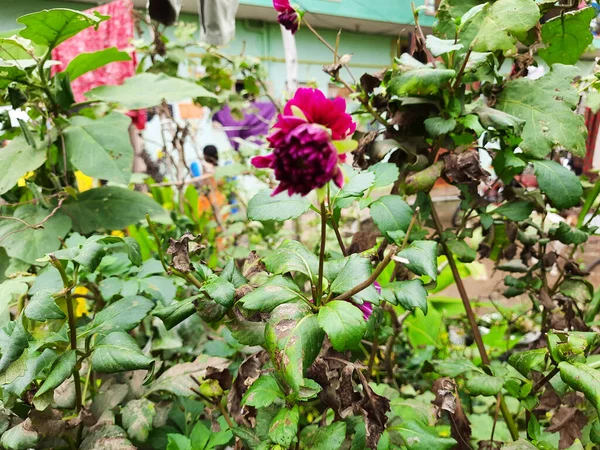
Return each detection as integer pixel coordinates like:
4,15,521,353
17,171,34,187
157,150,164,159
111,230,125,238
75,171,94,192
73,286,90,317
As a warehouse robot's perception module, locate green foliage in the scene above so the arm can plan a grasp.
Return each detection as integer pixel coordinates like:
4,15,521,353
0,2,598,449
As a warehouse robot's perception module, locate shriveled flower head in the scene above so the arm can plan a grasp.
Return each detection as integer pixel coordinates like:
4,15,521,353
273,0,299,34
252,88,356,196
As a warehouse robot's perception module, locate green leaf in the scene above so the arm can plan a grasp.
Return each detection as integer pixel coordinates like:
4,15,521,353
153,297,196,329
0,421,39,450
539,7,595,65
0,61,29,90
247,190,311,222
405,161,444,195
63,186,169,234
336,170,375,202
426,35,463,56
35,349,75,397
81,295,154,337
203,275,235,309
269,405,299,448
368,162,400,188
0,135,47,195
240,275,304,312
424,117,456,137
225,314,266,347
465,374,504,396
242,375,285,408
508,348,548,376
493,201,534,221
318,300,366,351
0,204,72,265
381,280,428,314
329,254,379,304
17,8,106,48
2,348,57,396
550,221,588,246
189,422,210,450
496,64,587,158
263,240,319,284
560,279,593,303
388,68,456,97
532,160,583,210
264,303,324,394
0,318,30,373
502,439,539,450
220,259,247,288
559,361,600,413
231,427,263,450
388,420,456,450
147,355,229,397
24,289,65,321
65,47,131,80
433,358,485,377
86,72,218,109
64,112,134,184
398,241,438,281
471,0,540,53
445,239,476,263
370,195,413,242
122,398,156,443
166,434,191,450
0,36,37,60
91,331,153,373
468,102,525,133
300,421,346,450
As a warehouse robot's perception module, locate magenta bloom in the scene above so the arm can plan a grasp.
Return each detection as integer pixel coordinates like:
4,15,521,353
373,281,382,295
251,88,356,196
357,302,373,321
273,0,299,34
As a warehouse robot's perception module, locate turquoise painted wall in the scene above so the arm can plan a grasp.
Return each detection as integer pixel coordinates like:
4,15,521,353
240,0,436,27
0,0,396,95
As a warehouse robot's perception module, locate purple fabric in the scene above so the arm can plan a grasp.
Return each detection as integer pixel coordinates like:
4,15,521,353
213,102,277,150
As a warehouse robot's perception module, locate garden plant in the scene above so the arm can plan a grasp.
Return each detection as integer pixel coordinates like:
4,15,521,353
1,1,600,449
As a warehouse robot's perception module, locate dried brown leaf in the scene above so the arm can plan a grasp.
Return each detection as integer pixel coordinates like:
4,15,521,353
227,351,269,426
546,407,587,449
432,378,472,450
166,232,202,273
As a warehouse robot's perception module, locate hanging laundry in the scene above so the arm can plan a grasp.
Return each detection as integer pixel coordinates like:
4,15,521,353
212,102,277,150
51,0,137,103
199,0,239,46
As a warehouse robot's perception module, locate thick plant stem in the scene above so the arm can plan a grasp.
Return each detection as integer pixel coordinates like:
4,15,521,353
428,198,519,441
49,256,83,412
317,202,327,303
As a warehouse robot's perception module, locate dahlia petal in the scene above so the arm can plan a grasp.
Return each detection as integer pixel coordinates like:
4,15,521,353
333,167,344,188
251,154,275,168
273,0,292,12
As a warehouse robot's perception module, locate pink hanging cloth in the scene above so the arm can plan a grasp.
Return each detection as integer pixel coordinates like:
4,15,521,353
51,0,146,129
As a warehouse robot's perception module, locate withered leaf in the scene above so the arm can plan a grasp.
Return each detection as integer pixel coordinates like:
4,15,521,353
167,232,202,273
546,407,587,449
227,351,269,426
242,251,266,279
432,378,472,450
443,151,490,185
205,366,233,391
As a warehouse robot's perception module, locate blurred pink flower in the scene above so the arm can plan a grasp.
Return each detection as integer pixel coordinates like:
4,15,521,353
251,88,356,196
357,302,373,321
273,0,299,34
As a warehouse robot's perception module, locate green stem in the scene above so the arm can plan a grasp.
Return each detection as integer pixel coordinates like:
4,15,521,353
49,256,82,413
428,197,519,441
317,201,327,304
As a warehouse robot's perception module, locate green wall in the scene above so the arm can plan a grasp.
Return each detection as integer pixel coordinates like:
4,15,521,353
0,0,396,95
